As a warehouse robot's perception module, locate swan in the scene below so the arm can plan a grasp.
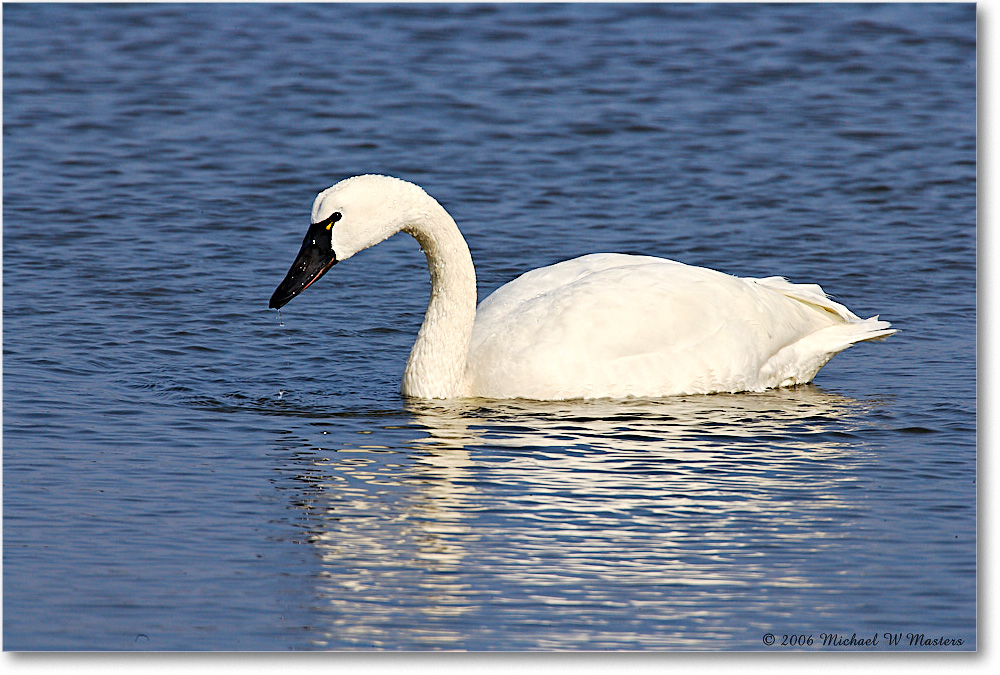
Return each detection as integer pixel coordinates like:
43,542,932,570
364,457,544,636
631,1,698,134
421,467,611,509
269,175,895,400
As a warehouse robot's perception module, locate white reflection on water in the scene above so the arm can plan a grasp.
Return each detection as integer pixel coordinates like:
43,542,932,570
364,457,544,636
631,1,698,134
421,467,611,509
408,385,871,451
293,386,884,649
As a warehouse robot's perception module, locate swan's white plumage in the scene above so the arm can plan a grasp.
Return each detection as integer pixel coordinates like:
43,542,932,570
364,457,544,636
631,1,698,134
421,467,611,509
275,175,895,400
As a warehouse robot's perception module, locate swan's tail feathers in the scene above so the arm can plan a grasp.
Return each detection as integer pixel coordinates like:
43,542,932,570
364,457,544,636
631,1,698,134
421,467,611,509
752,276,898,339
854,315,897,342
751,274,897,359
820,316,897,349
762,315,896,389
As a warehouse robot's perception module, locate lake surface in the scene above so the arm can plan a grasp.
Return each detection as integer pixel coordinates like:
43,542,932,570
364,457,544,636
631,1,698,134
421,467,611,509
3,3,976,651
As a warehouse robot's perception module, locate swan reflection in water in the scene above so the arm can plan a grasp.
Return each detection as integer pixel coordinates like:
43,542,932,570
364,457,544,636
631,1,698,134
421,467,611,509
290,386,885,649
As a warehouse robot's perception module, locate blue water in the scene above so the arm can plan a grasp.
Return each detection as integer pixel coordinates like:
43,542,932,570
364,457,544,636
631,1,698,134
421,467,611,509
3,3,975,651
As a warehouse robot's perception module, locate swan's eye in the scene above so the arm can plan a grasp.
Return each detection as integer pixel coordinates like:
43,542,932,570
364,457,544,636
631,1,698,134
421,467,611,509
316,211,344,230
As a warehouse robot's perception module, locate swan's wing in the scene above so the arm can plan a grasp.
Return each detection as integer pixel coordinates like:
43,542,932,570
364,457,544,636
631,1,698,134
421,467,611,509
466,255,890,399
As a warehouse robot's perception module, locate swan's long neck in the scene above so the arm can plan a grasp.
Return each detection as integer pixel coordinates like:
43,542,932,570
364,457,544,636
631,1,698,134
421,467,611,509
399,200,477,398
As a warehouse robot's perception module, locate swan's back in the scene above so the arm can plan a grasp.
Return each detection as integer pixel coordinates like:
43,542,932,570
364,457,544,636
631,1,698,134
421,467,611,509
464,253,893,399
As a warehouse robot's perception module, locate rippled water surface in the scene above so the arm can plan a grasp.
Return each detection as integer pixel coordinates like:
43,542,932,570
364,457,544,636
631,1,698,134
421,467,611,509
3,3,976,650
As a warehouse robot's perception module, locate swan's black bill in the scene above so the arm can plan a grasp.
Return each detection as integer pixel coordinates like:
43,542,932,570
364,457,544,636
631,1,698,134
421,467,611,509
269,222,338,309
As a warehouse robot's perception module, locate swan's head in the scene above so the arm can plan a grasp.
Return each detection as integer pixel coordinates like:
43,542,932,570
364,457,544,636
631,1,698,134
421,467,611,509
269,175,428,309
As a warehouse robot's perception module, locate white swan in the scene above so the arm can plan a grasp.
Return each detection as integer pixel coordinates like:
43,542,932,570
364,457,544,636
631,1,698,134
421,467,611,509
269,175,895,400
